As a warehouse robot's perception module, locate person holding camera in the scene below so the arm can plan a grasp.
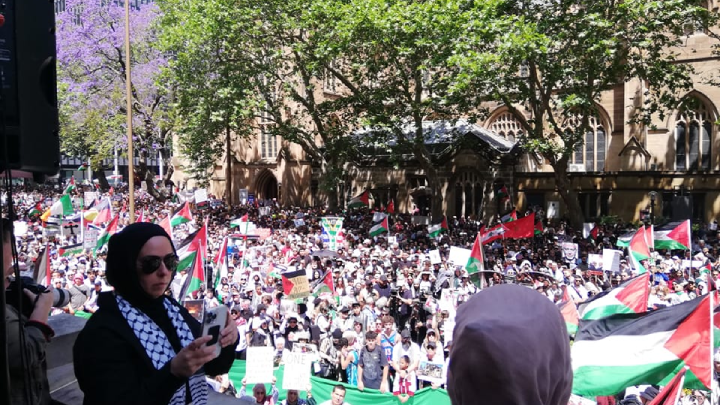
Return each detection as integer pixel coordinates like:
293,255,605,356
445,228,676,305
73,223,238,405
4,218,55,405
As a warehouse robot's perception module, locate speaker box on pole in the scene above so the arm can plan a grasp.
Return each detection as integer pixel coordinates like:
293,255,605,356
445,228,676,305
671,196,693,221
0,0,60,175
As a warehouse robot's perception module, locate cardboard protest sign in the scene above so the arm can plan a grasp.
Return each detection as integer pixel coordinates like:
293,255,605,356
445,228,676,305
245,347,275,384
587,254,603,275
448,247,471,267
428,250,442,265
282,268,310,300
561,242,579,262
602,249,622,273
194,189,208,205
282,352,312,391
417,361,445,385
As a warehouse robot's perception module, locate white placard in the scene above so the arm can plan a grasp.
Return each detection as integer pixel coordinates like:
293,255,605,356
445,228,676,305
546,201,560,219
194,189,208,204
428,249,442,265
443,320,455,344
448,247,471,267
587,254,603,271
602,249,622,273
83,228,99,250
84,192,98,207
245,347,275,384
13,221,28,237
568,394,597,405
561,242,579,262
388,236,396,244
681,260,704,270
282,352,311,391
239,189,248,205
417,361,445,385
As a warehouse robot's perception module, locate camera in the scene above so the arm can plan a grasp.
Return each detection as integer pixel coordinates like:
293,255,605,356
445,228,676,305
6,276,71,318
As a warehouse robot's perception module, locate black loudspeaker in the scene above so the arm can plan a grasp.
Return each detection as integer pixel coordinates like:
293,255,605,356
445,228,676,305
0,0,60,175
671,196,693,221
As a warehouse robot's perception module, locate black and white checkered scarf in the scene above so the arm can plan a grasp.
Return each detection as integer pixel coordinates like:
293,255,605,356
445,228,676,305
116,295,208,405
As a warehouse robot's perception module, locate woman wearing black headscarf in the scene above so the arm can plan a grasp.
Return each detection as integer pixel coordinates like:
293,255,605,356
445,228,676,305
73,223,238,405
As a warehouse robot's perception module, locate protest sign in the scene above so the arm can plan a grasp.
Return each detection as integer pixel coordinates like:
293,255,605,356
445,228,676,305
411,216,430,225
320,217,344,251
194,189,208,205
294,219,306,227
13,221,27,237
83,228,99,251
282,352,312,391
282,269,310,300
428,250,441,265
239,189,248,205
568,395,597,405
587,254,603,275
245,347,275,384
602,249,622,273
83,191,98,207
259,206,271,217
681,260,704,270
448,247,471,267
561,242,579,262
417,361,445,385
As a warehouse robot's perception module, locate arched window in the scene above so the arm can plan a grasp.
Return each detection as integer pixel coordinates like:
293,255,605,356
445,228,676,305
454,172,483,218
675,98,713,171
564,115,607,172
488,112,522,142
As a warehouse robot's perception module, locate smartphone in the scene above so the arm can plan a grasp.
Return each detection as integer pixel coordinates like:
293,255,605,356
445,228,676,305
202,306,228,357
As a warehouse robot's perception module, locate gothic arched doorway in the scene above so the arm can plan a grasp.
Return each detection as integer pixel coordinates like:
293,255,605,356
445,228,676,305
255,170,279,201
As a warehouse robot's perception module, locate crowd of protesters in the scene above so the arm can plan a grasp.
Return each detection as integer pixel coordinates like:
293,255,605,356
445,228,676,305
4,181,720,405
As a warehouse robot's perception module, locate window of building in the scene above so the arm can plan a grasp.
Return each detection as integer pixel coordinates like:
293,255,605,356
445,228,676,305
578,192,609,219
323,60,338,94
566,115,606,172
524,192,545,212
692,193,705,222
488,112,522,142
453,172,483,218
675,98,713,171
259,108,278,160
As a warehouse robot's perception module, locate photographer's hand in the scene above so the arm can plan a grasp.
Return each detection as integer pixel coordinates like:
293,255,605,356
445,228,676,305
24,287,53,323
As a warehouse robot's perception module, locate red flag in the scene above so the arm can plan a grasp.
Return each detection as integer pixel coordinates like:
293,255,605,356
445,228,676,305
590,225,599,239
387,199,395,214
240,213,249,222
648,367,686,405
503,213,535,239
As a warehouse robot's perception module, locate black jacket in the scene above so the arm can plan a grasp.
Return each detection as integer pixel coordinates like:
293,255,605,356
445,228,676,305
73,293,237,405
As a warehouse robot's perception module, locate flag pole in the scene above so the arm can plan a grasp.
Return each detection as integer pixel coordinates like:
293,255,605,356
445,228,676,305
124,0,135,223
710,289,714,405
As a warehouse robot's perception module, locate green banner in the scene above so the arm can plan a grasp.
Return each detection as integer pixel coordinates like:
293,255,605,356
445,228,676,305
228,360,451,405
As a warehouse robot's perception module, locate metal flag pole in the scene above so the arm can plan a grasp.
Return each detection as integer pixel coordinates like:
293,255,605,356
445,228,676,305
124,0,135,222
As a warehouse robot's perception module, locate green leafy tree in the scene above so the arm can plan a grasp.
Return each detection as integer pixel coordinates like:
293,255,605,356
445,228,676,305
449,0,715,228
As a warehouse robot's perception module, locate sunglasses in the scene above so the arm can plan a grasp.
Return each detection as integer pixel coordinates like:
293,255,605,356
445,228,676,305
138,254,179,274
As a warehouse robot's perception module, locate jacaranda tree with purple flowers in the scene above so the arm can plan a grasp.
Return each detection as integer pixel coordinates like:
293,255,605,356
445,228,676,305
57,0,172,198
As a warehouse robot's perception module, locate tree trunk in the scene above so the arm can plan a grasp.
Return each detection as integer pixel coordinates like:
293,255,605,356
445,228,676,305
138,152,166,201
318,158,338,212
552,160,584,229
95,170,110,190
225,125,232,206
427,173,444,220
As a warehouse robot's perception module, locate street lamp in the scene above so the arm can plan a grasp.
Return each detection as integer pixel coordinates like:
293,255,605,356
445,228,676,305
648,191,657,225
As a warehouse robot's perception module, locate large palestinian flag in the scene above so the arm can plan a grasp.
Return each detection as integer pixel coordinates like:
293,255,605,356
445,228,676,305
369,217,389,237
559,299,579,336
578,274,649,320
175,227,206,274
348,191,370,209
465,232,484,275
170,202,193,227
629,226,651,274
428,216,448,238
615,230,635,248
572,294,712,396
654,220,691,251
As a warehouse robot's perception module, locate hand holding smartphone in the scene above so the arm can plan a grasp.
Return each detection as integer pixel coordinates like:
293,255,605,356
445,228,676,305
202,306,228,358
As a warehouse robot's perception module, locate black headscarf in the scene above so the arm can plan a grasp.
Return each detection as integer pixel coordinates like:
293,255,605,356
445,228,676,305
106,222,177,308
447,284,572,405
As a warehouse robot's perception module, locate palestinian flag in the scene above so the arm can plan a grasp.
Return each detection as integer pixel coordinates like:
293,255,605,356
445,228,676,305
465,232,485,275
644,224,654,249
59,243,84,257
27,202,43,217
213,237,229,290
500,209,517,223
77,163,87,171
313,270,335,296
615,230,635,248
571,294,712,396
177,240,205,301
175,228,206,275
159,215,172,238
497,185,510,202
583,223,598,239
230,213,249,228
387,199,395,214
34,244,50,286
50,194,74,216
654,220,691,251
578,274,649,320
170,202,193,227
428,216,448,238
559,299,579,336
348,190,370,209
534,219,544,236
282,268,311,299
648,367,686,405
629,226,651,274
64,177,77,194
136,209,145,223
370,217,389,237
95,214,119,253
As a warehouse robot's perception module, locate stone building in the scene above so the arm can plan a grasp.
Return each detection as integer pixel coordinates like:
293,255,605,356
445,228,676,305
172,23,720,224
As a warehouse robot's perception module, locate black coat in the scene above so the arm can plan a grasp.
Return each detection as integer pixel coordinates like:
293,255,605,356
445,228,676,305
73,293,237,405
